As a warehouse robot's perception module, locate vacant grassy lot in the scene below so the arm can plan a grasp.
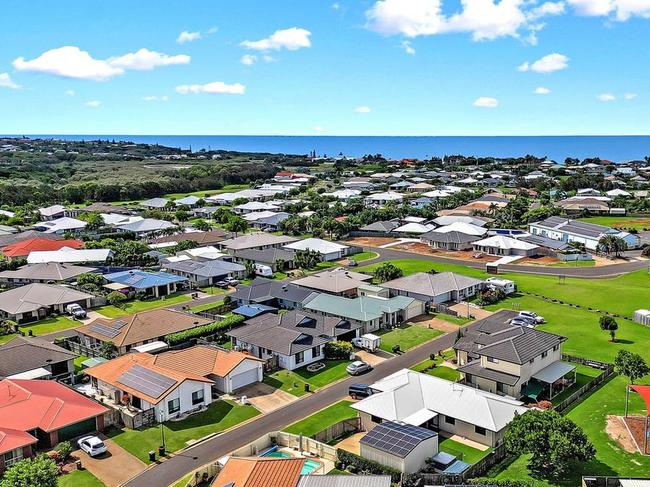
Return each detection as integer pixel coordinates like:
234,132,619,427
95,293,191,317
263,360,351,396
349,251,379,262
108,400,259,464
163,184,250,200
578,215,650,230
284,401,356,437
376,324,443,353
189,299,224,313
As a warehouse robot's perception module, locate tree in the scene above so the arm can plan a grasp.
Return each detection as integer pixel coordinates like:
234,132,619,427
77,272,106,287
615,350,650,384
224,216,249,235
77,211,104,230
107,291,127,307
373,262,403,283
174,239,199,252
599,315,619,342
174,209,190,224
505,409,595,479
193,219,212,231
598,235,627,257
244,260,256,278
294,248,322,269
0,455,58,487
99,341,117,359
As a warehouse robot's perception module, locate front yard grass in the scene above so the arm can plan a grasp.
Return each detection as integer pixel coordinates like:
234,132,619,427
439,437,492,464
411,351,460,381
550,364,602,405
19,315,79,336
284,400,356,436
189,299,224,313
95,293,192,317
376,324,443,353
107,400,259,464
349,251,379,262
263,360,351,397
58,469,105,487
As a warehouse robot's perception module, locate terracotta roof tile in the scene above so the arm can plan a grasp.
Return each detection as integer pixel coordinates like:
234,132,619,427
214,457,305,487
152,345,263,378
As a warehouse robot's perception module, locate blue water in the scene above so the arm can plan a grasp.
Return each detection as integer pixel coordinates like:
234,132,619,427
14,135,650,162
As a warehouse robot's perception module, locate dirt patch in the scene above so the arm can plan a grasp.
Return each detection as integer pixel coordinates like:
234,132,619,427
606,415,641,454
519,256,561,265
449,303,493,320
409,314,460,333
592,255,627,267
624,416,650,455
335,432,365,455
391,242,500,262
346,237,398,247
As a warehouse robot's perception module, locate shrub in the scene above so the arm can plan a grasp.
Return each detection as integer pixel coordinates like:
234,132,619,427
324,341,353,360
107,291,127,307
468,479,535,487
164,315,245,345
56,441,72,461
337,450,400,483
477,288,505,306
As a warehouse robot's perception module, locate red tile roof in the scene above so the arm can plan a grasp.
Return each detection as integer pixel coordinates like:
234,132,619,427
0,379,108,433
2,238,85,258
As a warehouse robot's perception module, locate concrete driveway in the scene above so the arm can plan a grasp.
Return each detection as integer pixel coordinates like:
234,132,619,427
73,436,146,487
234,382,297,414
354,350,388,366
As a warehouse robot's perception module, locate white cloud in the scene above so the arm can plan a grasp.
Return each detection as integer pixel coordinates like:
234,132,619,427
473,96,498,107
535,86,551,94
13,46,189,81
13,46,124,81
177,31,201,44
241,27,311,51
143,95,169,102
400,40,416,54
314,125,324,133
176,81,245,95
108,48,190,71
240,54,257,65
354,106,372,113
624,92,638,99
596,93,616,101
85,100,101,108
207,26,219,34
518,53,569,73
65,89,75,96
332,2,341,9
0,72,20,89
567,0,650,20
528,1,566,19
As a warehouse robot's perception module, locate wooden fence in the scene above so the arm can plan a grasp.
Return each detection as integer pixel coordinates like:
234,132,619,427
193,302,237,320
310,417,362,444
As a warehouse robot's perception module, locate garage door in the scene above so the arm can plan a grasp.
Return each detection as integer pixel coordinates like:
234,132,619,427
231,367,260,391
58,417,97,442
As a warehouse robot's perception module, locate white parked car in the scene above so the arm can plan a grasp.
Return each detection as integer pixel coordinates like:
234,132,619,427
519,310,545,324
77,436,107,457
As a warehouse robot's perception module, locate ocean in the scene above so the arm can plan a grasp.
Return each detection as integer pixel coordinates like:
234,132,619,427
17,135,650,162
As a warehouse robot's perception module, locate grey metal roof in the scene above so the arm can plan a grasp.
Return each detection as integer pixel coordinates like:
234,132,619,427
0,231,62,249
532,216,610,238
457,361,520,386
163,259,245,278
219,233,298,250
421,230,480,244
232,247,296,265
518,234,572,251
0,283,94,315
382,272,484,298
0,262,97,281
474,326,566,364
0,336,76,378
359,221,400,232
298,476,392,487
230,277,316,305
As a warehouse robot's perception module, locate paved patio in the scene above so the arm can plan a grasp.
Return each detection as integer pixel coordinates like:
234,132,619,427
355,350,389,366
334,432,365,455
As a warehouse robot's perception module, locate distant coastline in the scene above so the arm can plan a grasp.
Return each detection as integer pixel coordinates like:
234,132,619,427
6,134,650,161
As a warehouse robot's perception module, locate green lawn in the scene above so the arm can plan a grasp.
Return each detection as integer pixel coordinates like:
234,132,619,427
107,400,259,464
376,324,443,353
198,286,230,296
95,293,192,317
411,351,460,381
578,215,650,230
550,364,602,405
431,312,473,326
439,437,492,464
349,251,379,262
284,400,356,436
74,355,90,372
58,469,105,487
547,260,596,267
20,315,79,336
189,299,224,313
263,360,351,396
163,184,250,200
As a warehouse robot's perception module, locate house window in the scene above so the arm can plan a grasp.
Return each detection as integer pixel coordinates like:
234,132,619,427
445,416,456,425
529,358,535,364
475,426,487,436
168,398,180,414
4,449,22,467
497,382,508,394
295,351,305,365
542,351,548,359
465,373,473,383
311,346,321,358
553,345,559,351
487,357,499,363
192,389,204,405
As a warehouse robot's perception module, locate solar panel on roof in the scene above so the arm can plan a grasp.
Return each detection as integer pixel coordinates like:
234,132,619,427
112,320,127,329
89,323,120,339
117,364,176,399
361,421,436,458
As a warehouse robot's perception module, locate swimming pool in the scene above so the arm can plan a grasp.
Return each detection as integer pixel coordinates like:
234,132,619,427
262,451,321,474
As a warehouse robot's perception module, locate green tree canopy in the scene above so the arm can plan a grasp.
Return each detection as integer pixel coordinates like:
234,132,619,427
0,455,58,487
373,262,403,283
615,350,650,384
599,315,619,342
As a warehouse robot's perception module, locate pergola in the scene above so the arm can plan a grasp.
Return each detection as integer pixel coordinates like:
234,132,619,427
624,384,650,454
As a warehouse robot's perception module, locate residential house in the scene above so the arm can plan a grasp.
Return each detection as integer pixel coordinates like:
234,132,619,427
33,217,87,234
1,237,84,261
298,475,391,487
325,189,362,201
304,293,424,333
149,229,231,247
358,220,400,235
163,259,246,287
555,197,610,214
232,247,296,271
228,310,361,370
103,269,187,297
472,235,540,257
0,379,108,470
249,211,291,231
283,238,351,261
76,309,213,355
292,268,372,297
175,195,201,207
0,283,94,323
364,192,404,207
393,222,435,235
0,262,97,285
420,229,480,251
139,197,170,210
213,457,304,487
454,310,573,400
432,215,488,227
38,205,67,221
0,336,76,381
351,369,528,448
529,216,641,250
116,218,177,236
230,278,318,310
234,201,280,214
381,272,484,305
219,233,299,253
26,248,113,265
0,231,61,250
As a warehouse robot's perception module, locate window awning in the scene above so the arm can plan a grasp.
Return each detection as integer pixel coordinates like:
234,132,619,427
7,367,51,379
532,361,576,384
521,382,544,400
402,408,438,426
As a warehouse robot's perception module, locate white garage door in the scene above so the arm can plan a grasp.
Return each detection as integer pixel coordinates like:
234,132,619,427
231,367,260,391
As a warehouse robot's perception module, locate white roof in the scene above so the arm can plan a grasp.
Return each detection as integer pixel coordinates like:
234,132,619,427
473,235,538,251
352,369,528,432
117,218,176,233
619,480,650,487
35,217,87,233
606,189,631,197
133,341,169,353
394,223,435,234
101,213,143,226
39,205,66,217
27,248,113,264
433,215,486,227
179,246,226,260
403,216,427,223
434,221,487,236
175,195,200,205
402,409,438,426
243,211,281,222
7,367,52,379
421,190,453,198
365,191,404,201
326,189,361,199
284,238,349,254
236,201,279,211
0,209,15,218
532,361,576,384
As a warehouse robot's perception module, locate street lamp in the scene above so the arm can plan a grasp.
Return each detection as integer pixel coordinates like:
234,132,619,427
160,411,166,454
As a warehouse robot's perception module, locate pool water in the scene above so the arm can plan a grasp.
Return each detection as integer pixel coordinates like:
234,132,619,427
262,451,321,474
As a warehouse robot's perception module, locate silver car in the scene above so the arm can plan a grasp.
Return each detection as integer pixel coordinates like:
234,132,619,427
346,360,372,376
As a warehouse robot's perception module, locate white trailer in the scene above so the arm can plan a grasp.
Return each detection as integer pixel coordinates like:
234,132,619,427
352,333,381,352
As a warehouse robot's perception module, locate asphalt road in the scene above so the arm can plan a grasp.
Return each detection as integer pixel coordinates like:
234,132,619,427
367,246,649,278
122,324,468,487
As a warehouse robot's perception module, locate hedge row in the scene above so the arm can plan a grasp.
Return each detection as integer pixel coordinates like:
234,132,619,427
164,314,245,345
336,449,401,484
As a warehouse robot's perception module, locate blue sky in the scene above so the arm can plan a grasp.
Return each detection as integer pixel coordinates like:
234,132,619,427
0,0,649,136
